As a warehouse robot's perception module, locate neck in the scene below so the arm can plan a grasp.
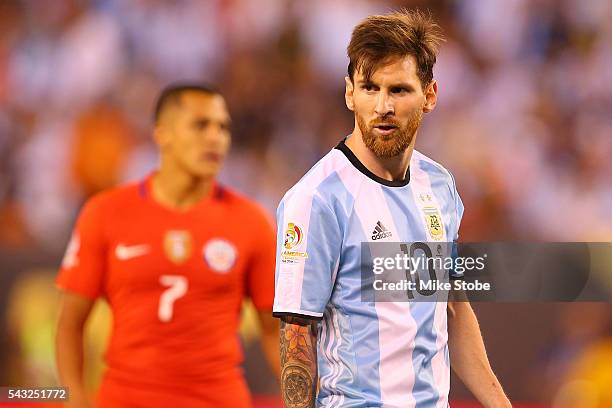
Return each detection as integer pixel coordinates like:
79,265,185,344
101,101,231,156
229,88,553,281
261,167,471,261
346,125,414,182
152,159,213,210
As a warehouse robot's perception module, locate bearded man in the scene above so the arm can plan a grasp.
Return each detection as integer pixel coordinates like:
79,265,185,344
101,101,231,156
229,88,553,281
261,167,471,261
272,9,511,408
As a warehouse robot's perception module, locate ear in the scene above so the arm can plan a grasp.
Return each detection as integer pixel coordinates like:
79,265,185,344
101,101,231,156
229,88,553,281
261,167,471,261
345,76,355,112
423,80,438,113
153,124,170,149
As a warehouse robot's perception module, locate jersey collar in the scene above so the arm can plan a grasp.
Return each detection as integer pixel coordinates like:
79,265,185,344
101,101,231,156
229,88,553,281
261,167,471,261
335,139,411,187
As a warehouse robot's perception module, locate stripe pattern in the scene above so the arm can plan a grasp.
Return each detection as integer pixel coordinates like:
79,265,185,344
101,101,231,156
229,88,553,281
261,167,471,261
274,144,462,407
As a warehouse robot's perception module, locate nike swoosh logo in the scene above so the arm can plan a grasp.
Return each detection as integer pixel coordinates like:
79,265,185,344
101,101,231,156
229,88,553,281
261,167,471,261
115,244,150,260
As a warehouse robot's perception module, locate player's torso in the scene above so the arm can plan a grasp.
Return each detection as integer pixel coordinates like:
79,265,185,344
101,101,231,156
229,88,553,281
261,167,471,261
333,160,456,305
100,185,252,381
105,201,245,321
317,155,455,407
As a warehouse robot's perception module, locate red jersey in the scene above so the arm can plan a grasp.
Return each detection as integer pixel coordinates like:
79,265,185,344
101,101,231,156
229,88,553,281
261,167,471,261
57,175,276,407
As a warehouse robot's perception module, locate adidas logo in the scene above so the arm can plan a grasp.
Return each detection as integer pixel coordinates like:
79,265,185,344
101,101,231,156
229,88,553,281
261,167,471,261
371,221,392,240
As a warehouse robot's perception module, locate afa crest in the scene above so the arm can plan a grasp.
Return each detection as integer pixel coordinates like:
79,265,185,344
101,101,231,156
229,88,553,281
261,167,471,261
422,207,444,241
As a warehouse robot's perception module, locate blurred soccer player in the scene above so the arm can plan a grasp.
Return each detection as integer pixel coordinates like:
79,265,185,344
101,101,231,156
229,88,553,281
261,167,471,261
273,10,511,408
56,84,279,408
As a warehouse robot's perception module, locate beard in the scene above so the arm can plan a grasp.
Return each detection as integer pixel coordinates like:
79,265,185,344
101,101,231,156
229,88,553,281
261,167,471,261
357,108,423,158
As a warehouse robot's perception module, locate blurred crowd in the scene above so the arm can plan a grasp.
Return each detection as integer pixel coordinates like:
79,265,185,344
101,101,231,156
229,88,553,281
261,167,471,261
1,0,611,251
0,0,611,405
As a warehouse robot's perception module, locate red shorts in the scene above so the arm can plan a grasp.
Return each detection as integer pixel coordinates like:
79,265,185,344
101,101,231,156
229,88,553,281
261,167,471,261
96,373,252,408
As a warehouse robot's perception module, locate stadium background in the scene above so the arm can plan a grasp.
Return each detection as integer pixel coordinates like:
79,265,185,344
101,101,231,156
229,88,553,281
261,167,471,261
0,0,611,406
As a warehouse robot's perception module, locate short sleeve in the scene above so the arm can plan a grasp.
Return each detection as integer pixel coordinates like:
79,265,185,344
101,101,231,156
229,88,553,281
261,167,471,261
449,171,464,242
273,189,342,320
56,196,107,299
450,174,465,279
454,186,464,241
245,205,276,311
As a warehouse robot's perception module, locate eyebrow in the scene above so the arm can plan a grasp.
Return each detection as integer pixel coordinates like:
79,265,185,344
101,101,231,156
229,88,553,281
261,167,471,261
357,79,414,89
192,116,232,126
389,83,415,90
356,79,375,86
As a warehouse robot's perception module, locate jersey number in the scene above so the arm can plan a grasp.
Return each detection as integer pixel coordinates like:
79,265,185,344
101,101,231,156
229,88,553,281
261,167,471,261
400,242,437,298
158,275,188,322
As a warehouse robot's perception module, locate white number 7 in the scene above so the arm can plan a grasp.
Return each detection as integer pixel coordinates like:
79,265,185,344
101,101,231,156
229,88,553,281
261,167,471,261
158,275,188,322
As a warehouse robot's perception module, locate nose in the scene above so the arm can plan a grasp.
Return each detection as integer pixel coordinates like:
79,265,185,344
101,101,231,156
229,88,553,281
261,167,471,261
374,92,394,117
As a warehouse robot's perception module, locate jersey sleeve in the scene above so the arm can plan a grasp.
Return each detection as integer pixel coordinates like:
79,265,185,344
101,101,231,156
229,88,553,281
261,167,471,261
453,180,465,241
56,195,107,299
450,173,465,279
245,205,276,311
273,189,342,320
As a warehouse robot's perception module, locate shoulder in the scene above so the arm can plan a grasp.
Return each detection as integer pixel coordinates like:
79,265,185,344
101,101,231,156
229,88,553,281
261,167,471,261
411,150,456,188
217,185,273,226
412,150,454,179
80,181,143,216
412,151,463,220
281,148,352,206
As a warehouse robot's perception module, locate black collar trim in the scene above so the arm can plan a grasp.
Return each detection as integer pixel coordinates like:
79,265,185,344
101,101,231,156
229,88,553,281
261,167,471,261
334,139,410,187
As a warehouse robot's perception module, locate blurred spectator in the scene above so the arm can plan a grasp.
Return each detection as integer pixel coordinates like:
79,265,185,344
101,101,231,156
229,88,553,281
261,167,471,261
70,102,134,197
1,0,610,246
557,334,612,408
0,1,611,403
528,303,612,405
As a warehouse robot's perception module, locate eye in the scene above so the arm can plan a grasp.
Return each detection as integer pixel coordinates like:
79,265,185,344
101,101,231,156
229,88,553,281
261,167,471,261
193,119,209,130
390,87,410,94
361,83,378,92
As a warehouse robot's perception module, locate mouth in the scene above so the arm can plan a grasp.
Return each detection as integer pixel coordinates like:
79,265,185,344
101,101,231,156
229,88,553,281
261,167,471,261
373,123,399,137
201,152,222,162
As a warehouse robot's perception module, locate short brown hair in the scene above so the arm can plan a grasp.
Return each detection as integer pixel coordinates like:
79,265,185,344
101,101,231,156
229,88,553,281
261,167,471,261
154,82,220,123
347,9,444,87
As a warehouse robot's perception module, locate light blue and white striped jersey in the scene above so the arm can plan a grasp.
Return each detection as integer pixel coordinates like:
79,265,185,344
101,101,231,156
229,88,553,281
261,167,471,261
273,139,464,408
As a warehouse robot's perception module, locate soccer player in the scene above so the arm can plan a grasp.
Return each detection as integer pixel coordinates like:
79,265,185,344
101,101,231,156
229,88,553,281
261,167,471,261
56,84,279,408
273,10,511,408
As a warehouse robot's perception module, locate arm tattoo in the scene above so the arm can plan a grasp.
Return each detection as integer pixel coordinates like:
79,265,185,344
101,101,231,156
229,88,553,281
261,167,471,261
280,316,318,408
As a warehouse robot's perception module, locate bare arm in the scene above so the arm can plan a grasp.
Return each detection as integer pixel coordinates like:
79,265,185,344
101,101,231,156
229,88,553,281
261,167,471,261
279,315,318,408
257,310,281,381
56,292,95,408
447,299,511,408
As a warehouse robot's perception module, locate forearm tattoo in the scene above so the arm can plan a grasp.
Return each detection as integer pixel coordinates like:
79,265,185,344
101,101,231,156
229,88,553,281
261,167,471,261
280,316,318,408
